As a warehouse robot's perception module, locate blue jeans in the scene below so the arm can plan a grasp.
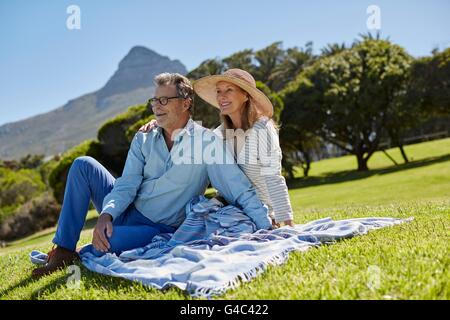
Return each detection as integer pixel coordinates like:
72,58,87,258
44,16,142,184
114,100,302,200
53,156,175,256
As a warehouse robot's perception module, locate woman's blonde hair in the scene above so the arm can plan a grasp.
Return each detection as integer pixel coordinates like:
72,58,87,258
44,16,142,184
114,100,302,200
220,97,261,131
220,97,278,135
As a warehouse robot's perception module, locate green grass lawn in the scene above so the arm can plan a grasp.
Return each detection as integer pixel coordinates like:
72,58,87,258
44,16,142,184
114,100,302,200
1,138,449,300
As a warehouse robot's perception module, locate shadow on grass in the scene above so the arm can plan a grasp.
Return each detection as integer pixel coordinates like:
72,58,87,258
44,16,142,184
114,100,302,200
0,275,38,298
287,153,450,190
2,260,190,299
30,275,70,299
79,266,192,299
0,266,74,299
1,262,82,299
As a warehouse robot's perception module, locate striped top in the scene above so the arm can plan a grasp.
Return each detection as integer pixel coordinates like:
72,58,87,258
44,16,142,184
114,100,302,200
214,117,294,223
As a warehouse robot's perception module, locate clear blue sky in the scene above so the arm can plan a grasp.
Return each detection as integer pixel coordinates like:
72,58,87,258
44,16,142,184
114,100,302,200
1,0,449,126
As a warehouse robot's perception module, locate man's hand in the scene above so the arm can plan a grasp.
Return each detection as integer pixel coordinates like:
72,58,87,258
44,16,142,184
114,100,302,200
93,213,113,252
139,119,158,133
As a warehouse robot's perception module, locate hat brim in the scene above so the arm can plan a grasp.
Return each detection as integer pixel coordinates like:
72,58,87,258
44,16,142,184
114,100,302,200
193,75,274,118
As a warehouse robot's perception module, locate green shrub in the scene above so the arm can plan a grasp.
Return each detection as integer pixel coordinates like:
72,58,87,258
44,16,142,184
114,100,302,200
0,192,61,241
0,154,44,171
98,104,151,143
39,156,59,187
0,167,46,223
49,140,101,203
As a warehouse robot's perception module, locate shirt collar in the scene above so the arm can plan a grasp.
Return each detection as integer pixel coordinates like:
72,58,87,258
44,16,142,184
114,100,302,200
155,118,195,141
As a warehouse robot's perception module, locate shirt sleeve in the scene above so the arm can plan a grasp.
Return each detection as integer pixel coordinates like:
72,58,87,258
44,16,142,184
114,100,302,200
205,133,272,230
257,121,294,223
102,132,146,221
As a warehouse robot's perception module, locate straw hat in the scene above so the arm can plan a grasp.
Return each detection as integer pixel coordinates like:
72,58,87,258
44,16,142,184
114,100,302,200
193,68,274,118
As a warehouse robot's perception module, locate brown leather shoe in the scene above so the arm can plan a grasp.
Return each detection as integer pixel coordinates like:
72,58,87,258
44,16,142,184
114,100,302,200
32,245,80,278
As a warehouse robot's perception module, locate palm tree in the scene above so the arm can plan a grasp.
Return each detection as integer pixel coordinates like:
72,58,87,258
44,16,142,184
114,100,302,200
186,59,225,79
253,42,285,89
354,31,390,45
270,42,316,91
223,49,254,73
320,42,347,57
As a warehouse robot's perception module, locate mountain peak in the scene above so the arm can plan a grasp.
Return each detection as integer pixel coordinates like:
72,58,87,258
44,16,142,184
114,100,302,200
129,45,154,53
118,46,162,69
96,46,188,107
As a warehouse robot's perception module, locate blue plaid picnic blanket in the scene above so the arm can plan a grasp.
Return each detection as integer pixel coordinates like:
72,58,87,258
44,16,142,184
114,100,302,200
31,196,413,298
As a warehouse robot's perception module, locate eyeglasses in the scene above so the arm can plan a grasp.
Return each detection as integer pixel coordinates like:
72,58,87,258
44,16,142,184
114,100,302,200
147,96,183,107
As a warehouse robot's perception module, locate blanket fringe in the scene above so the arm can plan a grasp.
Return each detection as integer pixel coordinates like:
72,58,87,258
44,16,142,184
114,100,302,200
190,246,306,298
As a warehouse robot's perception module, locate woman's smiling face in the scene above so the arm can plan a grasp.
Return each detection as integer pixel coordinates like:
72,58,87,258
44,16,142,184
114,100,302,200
215,81,249,116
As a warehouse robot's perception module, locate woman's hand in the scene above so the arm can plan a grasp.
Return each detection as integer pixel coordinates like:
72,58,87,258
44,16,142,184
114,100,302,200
272,219,294,228
282,220,295,227
271,219,281,229
139,119,158,133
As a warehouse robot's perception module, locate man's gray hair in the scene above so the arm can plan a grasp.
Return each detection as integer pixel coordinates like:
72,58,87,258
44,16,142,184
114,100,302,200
154,73,194,105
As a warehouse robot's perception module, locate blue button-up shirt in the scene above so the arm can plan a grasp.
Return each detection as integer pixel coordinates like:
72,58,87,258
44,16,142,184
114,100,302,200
102,118,271,230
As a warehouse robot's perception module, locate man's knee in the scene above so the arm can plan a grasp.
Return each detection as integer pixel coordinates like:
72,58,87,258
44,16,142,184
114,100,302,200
70,156,96,173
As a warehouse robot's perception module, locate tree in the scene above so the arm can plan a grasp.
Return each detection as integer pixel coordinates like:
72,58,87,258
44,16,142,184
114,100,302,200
280,76,323,178
279,122,322,178
186,58,225,79
320,42,347,57
186,59,225,128
408,48,450,116
253,42,286,90
255,81,284,123
223,49,254,72
282,39,413,171
383,47,450,163
270,42,316,92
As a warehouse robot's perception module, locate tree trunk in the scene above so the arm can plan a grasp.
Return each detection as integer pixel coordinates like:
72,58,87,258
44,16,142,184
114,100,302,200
388,128,409,164
282,157,295,180
381,149,398,166
356,153,369,171
302,152,311,177
398,144,409,163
